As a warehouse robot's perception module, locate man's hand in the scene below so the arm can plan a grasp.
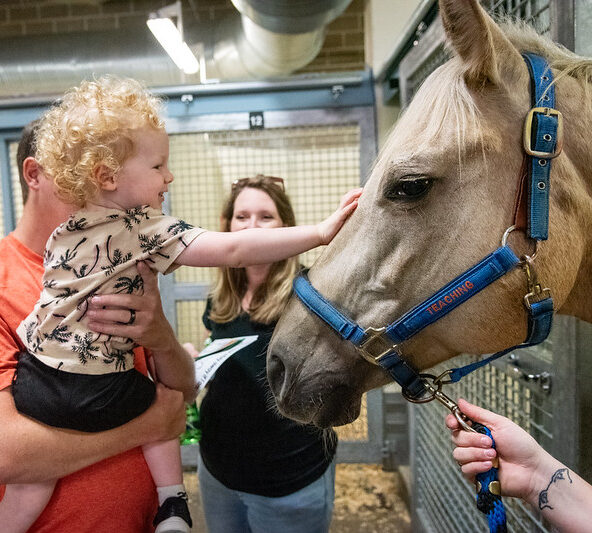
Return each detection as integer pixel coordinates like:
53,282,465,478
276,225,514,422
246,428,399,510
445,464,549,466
86,261,175,353
87,261,196,400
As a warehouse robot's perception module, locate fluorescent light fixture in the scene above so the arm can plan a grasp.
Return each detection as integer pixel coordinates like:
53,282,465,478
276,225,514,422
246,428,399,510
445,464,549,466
147,2,199,75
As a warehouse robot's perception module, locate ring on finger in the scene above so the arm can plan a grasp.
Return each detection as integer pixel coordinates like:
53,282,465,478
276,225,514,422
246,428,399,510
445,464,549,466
125,309,136,325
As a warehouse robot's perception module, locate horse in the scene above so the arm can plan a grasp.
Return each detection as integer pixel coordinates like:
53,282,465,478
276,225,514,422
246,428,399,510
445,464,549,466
267,0,592,428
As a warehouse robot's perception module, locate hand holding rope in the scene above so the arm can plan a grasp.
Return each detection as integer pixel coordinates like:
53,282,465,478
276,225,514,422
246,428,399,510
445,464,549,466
404,375,507,533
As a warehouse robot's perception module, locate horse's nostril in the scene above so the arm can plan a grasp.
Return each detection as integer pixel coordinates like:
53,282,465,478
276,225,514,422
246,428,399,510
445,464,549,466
267,353,286,397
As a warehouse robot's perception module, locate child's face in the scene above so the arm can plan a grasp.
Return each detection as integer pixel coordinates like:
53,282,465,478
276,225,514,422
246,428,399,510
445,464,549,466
114,126,173,210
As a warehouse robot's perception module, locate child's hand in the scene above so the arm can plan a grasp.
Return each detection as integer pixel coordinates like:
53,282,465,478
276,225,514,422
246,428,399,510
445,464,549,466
317,188,362,245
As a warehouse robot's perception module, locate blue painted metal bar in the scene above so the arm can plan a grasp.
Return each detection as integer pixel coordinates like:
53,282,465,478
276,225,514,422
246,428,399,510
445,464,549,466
0,71,374,129
0,132,19,234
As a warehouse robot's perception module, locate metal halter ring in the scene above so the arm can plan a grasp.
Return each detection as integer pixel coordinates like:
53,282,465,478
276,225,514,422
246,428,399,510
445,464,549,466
501,225,539,261
402,373,441,404
403,373,478,433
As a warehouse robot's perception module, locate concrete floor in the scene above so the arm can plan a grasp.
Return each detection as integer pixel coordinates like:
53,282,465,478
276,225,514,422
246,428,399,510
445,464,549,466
183,464,411,533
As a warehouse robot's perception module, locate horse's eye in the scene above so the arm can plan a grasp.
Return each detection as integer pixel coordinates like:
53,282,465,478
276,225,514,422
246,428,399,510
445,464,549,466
384,178,432,200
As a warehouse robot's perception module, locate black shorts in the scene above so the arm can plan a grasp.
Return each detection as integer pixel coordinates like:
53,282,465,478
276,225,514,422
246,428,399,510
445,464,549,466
12,351,156,433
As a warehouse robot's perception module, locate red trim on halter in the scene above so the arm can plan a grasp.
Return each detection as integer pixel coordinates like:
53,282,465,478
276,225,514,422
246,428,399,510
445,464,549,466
512,155,529,232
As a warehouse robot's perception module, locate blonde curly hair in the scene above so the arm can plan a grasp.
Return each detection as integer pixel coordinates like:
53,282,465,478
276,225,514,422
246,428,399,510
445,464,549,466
36,76,165,207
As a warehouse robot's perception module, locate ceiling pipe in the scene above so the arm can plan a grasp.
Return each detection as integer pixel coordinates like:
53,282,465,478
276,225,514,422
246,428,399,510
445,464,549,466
0,0,353,100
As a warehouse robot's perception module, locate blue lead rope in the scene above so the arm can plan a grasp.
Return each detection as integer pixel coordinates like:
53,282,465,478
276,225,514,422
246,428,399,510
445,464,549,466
472,424,507,533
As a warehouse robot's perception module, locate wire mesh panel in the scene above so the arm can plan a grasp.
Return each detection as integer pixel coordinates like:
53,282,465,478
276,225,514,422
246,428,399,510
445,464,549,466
406,0,551,103
167,120,372,448
168,125,361,286
482,0,551,34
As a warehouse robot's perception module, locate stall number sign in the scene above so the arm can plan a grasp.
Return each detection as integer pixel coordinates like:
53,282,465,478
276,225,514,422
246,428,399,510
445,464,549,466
249,111,264,130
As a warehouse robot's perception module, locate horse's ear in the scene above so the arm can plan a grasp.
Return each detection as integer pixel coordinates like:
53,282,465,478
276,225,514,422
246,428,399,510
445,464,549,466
439,0,523,88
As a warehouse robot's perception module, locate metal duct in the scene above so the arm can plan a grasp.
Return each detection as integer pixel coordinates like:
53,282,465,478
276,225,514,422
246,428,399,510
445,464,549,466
0,30,187,99
207,0,352,79
0,0,353,100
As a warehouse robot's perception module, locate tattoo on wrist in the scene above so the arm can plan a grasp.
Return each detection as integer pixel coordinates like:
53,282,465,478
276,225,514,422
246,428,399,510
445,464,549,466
538,468,572,510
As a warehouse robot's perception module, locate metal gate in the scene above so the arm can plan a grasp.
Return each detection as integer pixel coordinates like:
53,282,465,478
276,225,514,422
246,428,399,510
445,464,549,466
0,100,381,465
159,107,384,465
389,1,592,531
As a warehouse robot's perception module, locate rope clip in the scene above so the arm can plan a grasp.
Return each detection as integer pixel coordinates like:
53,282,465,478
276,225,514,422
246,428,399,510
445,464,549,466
404,373,478,434
521,254,551,309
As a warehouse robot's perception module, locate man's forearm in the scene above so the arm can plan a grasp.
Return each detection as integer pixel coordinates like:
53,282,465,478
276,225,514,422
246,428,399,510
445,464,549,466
0,386,182,484
149,339,196,403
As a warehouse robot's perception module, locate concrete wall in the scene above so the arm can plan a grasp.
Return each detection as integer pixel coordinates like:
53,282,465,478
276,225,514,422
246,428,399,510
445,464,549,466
575,0,592,55
364,0,422,149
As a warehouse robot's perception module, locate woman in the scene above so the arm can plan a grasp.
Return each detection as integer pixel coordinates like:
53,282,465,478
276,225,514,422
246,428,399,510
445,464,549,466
196,175,337,533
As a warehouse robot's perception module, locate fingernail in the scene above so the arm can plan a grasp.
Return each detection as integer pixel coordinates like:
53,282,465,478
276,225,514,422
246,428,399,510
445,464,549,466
486,449,496,458
481,437,491,446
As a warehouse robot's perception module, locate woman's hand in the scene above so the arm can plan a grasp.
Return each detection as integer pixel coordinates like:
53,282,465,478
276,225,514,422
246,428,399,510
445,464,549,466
86,261,175,353
446,399,547,501
448,400,592,533
183,342,199,358
317,188,362,245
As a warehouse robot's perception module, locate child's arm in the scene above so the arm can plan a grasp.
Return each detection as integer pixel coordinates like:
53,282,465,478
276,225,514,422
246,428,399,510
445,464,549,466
176,188,362,268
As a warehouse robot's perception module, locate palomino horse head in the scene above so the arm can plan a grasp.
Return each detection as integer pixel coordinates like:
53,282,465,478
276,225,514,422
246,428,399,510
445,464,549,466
268,0,592,427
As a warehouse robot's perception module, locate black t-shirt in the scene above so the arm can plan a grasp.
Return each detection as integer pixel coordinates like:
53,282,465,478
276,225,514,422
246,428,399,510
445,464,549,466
199,300,337,497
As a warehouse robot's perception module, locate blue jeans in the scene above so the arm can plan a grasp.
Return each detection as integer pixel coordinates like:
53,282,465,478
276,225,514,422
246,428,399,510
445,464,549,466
197,454,336,533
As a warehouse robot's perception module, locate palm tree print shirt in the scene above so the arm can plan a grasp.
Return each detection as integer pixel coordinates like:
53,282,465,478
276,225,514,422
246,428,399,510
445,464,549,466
17,205,205,374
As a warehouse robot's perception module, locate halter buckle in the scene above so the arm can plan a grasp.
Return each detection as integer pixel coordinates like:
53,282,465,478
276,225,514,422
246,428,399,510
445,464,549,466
523,107,563,159
358,327,398,364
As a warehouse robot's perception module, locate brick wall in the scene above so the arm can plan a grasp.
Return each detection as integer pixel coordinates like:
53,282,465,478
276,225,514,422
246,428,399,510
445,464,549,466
0,0,365,74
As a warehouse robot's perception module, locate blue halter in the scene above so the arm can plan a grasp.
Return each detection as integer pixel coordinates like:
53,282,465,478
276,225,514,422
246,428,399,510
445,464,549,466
293,52,562,533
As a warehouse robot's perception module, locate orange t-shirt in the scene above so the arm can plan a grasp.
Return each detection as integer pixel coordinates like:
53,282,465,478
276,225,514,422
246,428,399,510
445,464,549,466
0,233,157,532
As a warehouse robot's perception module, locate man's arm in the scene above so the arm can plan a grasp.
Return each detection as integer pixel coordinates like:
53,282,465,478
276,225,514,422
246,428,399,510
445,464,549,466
0,383,185,484
86,261,196,402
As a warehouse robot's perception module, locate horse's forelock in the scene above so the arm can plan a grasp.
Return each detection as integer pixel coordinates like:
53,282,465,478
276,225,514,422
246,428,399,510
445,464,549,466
373,60,498,183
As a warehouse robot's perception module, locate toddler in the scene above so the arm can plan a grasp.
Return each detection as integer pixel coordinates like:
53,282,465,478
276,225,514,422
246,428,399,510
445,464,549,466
1,76,361,533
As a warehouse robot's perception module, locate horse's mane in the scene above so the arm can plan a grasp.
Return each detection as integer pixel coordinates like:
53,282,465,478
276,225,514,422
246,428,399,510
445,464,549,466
501,18,592,91
375,17,592,176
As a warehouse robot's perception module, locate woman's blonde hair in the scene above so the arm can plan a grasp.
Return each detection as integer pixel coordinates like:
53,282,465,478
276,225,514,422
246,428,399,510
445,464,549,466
209,175,300,325
35,76,164,207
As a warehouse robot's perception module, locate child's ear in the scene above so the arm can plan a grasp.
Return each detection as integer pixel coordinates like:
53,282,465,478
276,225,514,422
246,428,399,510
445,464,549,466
94,165,117,191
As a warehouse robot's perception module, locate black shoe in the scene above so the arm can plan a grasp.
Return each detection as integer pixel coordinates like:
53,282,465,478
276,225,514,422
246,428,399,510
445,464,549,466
153,493,193,533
